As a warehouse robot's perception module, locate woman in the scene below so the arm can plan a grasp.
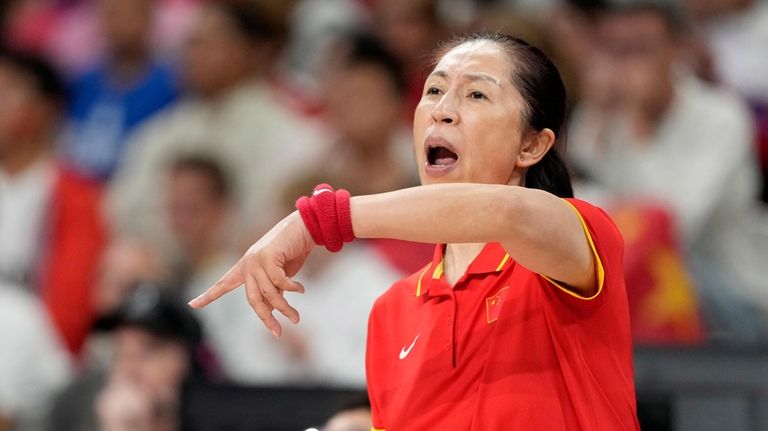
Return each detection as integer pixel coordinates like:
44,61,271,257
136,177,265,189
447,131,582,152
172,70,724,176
190,33,639,430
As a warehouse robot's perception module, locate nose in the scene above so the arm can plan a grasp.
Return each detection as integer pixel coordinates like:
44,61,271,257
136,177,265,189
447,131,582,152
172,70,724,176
431,95,458,125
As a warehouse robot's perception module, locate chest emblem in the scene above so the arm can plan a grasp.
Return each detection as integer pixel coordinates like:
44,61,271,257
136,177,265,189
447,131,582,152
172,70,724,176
486,286,510,324
398,333,421,360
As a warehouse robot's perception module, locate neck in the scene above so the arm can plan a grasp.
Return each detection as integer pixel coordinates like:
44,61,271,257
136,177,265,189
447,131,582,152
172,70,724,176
0,139,51,177
443,243,485,286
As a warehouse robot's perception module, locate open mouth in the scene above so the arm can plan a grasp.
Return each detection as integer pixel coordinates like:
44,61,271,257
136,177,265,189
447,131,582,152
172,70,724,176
427,145,459,167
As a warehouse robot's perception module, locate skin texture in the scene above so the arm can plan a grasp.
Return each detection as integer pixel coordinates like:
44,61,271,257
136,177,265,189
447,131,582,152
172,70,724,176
189,40,596,337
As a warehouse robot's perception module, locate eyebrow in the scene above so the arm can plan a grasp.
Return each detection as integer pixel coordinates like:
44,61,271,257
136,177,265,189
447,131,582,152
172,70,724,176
429,70,502,87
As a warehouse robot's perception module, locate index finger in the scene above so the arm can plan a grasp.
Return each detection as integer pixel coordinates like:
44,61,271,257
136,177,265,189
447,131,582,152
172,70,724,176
188,261,245,308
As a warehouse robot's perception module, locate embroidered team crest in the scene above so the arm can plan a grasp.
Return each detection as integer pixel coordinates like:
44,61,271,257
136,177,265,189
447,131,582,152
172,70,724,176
486,286,510,323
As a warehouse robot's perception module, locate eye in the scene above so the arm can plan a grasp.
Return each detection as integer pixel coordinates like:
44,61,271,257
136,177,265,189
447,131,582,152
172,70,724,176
469,91,487,100
425,86,441,96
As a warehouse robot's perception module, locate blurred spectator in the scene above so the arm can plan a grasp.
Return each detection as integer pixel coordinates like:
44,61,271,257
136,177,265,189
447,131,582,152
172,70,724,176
108,0,322,254
63,0,178,181
49,285,207,431
568,2,768,340
374,0,447,118
0,47,106,355
165,155,233,289
546,0,606,106
1,0,99,74
323,396,371,431
0,281,71,431
317,32,416,196
684,0,768,204
94,239,169,316
164,154,311,384
1,0,58,53
685,0,768,105
289,244,401,387
284,0,369,111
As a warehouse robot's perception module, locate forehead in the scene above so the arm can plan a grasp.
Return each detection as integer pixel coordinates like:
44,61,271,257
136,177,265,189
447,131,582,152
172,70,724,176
432,41,513,80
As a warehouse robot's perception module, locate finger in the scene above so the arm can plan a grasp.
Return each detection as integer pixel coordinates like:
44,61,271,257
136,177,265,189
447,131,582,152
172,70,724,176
254,266,300,324
189,261,245,308
264,263,305,294
244,270,282,338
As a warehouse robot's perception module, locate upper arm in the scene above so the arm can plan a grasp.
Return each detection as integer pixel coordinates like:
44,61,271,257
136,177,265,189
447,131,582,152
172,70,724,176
499,189,598,297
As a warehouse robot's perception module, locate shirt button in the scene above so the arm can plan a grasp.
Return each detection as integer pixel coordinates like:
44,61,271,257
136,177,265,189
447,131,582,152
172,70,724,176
444,342,451,351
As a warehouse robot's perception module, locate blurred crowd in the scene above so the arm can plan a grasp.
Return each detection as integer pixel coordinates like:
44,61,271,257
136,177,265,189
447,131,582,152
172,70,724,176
0,0,767,429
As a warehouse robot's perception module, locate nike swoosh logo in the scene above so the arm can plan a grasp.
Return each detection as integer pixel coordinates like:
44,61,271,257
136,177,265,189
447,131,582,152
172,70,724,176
399,333,421,360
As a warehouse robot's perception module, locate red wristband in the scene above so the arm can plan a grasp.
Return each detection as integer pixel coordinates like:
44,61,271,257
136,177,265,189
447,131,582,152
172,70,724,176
296,196,323,246
295,184,355,253
311,184,343,252
336,189,354,243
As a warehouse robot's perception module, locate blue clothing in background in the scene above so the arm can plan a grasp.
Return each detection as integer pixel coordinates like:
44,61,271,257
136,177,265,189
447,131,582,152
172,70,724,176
65,61,178,180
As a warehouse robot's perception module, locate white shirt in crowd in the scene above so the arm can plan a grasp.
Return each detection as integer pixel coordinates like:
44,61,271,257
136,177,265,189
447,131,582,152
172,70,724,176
569,72,768,308
292,243,403,388
0,158,56,286
0,282,71,431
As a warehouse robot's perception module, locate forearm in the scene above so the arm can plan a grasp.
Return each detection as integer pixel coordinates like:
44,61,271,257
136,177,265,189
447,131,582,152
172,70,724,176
350,183,522,244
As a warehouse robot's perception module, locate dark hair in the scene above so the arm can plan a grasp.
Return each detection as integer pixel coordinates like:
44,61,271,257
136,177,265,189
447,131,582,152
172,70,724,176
433,33,574,198
0,46,65,104
342,32,407,96
170,154,231,200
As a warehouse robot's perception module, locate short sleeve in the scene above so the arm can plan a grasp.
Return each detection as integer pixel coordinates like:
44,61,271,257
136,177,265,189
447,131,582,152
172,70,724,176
541,198,624,310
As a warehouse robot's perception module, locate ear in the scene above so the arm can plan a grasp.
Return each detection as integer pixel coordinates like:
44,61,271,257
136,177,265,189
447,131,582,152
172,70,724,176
516,128,556,168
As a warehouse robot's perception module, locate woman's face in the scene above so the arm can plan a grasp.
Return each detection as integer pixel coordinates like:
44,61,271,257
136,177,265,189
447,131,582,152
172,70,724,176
413,41,529,186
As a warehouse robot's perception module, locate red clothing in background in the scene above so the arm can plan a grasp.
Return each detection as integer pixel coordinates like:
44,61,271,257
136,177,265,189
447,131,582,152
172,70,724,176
38,167,107,355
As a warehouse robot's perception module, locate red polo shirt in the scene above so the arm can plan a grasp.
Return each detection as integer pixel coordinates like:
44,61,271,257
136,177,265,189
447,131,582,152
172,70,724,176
365,198,639,430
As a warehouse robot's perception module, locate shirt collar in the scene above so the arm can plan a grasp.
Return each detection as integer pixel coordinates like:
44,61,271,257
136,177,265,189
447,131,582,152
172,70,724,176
415,243,511,297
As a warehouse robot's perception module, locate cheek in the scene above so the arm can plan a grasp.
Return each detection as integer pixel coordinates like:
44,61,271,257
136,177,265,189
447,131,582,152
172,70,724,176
468,126,521,181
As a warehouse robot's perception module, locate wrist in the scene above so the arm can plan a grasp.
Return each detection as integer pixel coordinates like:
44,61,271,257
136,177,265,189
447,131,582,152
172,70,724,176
294,184,356,252
288,210,315,251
